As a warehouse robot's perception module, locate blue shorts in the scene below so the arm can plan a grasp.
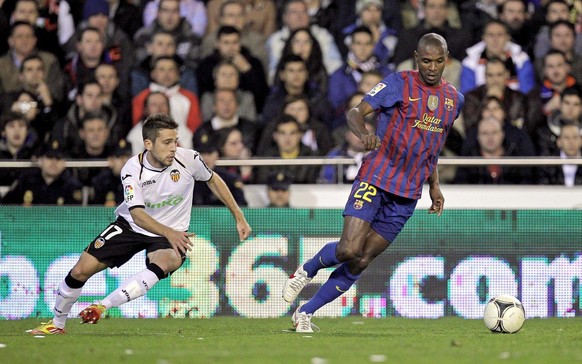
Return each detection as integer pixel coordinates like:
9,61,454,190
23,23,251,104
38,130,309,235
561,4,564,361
343,180,418,243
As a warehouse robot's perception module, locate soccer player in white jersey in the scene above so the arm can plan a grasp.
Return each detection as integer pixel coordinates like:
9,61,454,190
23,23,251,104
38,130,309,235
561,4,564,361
31,113,252,334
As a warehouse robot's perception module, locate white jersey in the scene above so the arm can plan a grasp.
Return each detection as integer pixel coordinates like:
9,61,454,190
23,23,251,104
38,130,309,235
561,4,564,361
115,147,212,236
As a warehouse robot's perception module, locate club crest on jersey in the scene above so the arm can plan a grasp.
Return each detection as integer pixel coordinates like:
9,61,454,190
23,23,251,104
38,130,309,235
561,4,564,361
170,169,180,183
353,200,364,210
445,97,454,111
427,95,439,111
367,82,386,96
94,237,105,249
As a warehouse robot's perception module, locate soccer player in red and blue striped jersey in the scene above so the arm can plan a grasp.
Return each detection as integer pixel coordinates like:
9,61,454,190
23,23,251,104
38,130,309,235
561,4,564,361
283,33,465,333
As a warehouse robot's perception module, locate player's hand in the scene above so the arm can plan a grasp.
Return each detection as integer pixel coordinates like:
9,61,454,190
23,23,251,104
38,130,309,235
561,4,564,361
428,185,445,216
362,134,380,151
166,230,195,257
236,219,252,241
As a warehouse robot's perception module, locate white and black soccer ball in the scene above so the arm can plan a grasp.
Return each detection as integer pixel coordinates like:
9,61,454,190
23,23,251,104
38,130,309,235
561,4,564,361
483,295,525,333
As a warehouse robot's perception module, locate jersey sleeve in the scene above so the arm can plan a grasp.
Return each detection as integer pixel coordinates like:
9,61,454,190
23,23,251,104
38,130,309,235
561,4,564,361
120,157,145,210
362,72,404,110
181,148,213,181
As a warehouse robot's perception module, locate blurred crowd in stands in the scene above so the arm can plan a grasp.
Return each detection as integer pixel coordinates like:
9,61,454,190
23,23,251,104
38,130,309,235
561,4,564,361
0,0,581,206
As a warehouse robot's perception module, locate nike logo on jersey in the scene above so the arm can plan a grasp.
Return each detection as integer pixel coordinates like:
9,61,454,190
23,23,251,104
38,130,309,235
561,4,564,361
335,286,347,293
121,174,132,180
408,97,421,102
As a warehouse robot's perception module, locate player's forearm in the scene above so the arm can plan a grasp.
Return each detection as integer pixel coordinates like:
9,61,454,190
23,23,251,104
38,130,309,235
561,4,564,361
346,107,370,139
207,173,246,222
130,208,174,238
428,168,440,189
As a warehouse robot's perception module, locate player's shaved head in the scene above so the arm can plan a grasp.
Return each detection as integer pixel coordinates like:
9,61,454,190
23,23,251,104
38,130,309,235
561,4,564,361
417,33,448,53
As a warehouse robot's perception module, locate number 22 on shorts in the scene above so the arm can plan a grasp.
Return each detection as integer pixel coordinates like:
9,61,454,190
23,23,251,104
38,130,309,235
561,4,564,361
353,182,377,202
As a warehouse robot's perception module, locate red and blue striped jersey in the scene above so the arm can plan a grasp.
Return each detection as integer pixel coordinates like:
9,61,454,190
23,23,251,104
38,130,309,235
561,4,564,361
358,70,464,199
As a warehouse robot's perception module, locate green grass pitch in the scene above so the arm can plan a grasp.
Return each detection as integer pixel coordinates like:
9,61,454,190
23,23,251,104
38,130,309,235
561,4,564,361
1,317,581,363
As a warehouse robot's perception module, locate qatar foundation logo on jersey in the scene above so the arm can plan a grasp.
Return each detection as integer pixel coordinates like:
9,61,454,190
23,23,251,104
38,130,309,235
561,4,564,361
170,169,180,183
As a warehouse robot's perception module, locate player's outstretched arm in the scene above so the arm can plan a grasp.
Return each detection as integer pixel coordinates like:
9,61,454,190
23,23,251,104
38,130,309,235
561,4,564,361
206,172,252,241
427,168,444,216
130,207,194,256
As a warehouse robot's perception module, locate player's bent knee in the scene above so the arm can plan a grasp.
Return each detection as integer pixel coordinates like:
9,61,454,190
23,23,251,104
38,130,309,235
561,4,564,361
148,250,184,276
335,245,362,262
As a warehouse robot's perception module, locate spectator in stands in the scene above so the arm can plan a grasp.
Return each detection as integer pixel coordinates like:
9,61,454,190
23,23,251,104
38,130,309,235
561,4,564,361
266,171,292,207
200,61,256,121
132,56,202,149
454,116,535,184
206,0,277,38
0,112,37,186
107,0,143,39
126,91,170,156
526,49,577,137
71,112,113,186
201,1,267,71
255,113,320,184
193,88,260,153
537,122,582,186
192,138,247,206
198,26,268,113
0,22,64,104
498,0,536,55
393,0,470,66
52,79,118,154
89,138,133,206
339,0,398,65
266,0,342,83
37,0,75,48
536,85,582,156
460,20,535,94
459,0,497,46
463,57,527,132
533,0,582,60
65,0,135,98
130,30,198,97
1,140,83,205
257,94,333,156
319,118,375,184
463,95,535,157
95,64,131,141
535,20,582,83
328,26,391,114
273,27,327,94
63,27,106,100
263,55,333,127
10,0,65,64
8,90,57,146
134,0,201,69
358,70,383,94
143,0,207,37
215,126,254,183
303,0,338,31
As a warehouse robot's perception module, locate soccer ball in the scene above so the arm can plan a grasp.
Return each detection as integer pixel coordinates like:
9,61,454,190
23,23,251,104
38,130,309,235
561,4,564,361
483,295,525,333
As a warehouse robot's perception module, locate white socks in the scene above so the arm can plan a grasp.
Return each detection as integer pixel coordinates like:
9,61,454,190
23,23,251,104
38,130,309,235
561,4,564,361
101,269,160,309
52,280,83,329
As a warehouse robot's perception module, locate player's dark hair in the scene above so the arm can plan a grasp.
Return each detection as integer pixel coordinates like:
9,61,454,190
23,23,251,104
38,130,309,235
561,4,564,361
142,113,178,142
20,54,44,73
